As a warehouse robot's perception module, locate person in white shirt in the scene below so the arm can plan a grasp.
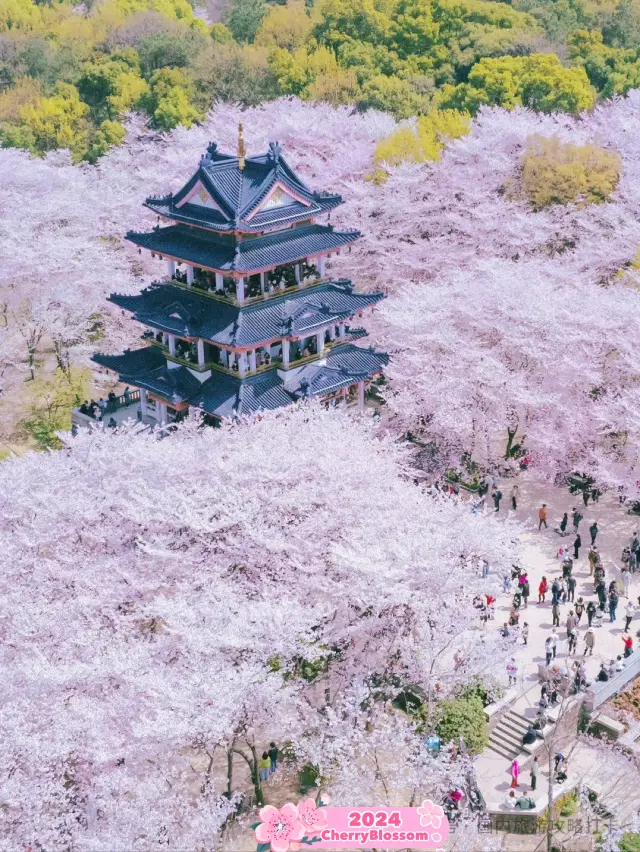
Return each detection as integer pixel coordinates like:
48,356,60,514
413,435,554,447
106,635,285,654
616,655,625,672
504,791,517,808
625,600,635,631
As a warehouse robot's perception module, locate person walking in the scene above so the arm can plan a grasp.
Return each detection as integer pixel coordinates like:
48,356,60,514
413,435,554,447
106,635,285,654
511,485,519,511
588,546,599,576
575,597,585,624
560,512,568,536
572,508,583,532
551,630,559,658
259,752,271,782
538,504,548,530
522,578,530,608
502,571,512,594
567,574,576,603
268,742,279,775
590,521,598,545
552,602,560,627
609,587,619,623
631,532,639,560
530,757,540,791
493,488,503,512
522,622,529,645
568,628,578,654
552,578,560,606
566,610,577,633
482,559,489,578
622,567,631,598
538,576,548,603
584,627,595,655
574,533,582,560
507,657,518,685
586,600,597,627
623,633,634,658
625,600,635,631
510,758,520,788
545,637,553,666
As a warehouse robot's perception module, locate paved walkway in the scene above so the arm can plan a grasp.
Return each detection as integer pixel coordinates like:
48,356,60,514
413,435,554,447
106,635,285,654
473,473,640,809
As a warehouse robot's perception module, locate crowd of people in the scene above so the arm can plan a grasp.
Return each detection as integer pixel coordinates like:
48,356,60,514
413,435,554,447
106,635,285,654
78,388,133,423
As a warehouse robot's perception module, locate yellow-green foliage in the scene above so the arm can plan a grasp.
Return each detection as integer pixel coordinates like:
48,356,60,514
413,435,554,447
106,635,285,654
520,134,621,209
255,1,315,51
21,368,90,450
374,109,471,167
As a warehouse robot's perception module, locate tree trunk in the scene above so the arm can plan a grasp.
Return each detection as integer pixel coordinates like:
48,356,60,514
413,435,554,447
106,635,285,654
248,743,264,807
505,426,518,460
226,749,233,798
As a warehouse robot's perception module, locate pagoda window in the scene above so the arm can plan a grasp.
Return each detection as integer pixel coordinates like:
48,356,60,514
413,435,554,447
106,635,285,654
267,264,297,292
301,259,319,282
246,273,261,299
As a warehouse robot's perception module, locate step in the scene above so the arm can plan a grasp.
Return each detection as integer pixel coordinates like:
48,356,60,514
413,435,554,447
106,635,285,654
500,715,530,736
488,733,520,758
506,710,532,727
487,740,519,760
495,720,528,743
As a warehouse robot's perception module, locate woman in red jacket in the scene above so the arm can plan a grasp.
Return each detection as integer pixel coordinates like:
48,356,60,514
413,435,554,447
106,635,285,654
538,576,548,603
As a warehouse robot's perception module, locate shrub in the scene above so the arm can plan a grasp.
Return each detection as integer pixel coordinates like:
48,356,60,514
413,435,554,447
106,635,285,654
373,109,470,169
519,134,621,209
619,833,640,852
435,695,488,754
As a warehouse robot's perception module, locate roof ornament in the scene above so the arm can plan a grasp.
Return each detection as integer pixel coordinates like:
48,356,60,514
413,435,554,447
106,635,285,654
268,141,282,163
237,122,246,171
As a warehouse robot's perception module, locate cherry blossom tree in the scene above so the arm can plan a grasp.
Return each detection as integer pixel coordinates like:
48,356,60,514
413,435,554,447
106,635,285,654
0,405,516,848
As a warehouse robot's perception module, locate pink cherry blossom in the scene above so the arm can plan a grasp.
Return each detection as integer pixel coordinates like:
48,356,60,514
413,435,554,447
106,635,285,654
255,804,306,852
416,800,445,829
297,798,329,833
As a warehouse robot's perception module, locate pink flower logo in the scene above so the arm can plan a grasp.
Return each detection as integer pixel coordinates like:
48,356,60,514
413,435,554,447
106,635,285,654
416,800,445,829
255,804,305,852
297,798,329,834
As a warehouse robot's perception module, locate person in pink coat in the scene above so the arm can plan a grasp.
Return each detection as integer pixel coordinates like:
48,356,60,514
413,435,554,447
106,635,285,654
510,758,520,788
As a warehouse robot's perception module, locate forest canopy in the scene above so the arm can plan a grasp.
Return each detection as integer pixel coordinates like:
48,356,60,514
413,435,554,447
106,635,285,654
1,0,640,161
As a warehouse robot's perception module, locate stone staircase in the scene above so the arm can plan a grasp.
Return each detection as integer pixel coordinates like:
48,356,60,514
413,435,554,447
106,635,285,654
487,708,530,760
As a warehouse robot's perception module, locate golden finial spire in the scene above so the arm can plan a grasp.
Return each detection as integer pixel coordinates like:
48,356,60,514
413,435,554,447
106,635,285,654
237,121,246,171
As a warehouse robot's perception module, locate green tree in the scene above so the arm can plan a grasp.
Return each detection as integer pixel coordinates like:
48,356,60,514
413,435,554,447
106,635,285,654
85,118,126,162
373,108,470,167
225,0,268,43
439,53,596,113
255,0,314,51
20,368,89,450
602,0,640,47
144,66,202,129
6,81,91,160
313,0,394,52
517,133,621,209
570,29,640,96
619,833,640,852
435,694,488,755
358,73,431,117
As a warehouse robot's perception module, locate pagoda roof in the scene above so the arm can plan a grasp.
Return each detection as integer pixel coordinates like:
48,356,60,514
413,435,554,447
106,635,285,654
126,223,359,275
109,281,384,348
144,141,343,234
91,343,388,418
286,344,389,398
92,348,201,405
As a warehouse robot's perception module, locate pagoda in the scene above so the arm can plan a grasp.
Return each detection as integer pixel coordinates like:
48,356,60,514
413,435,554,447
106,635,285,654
92,125,388,428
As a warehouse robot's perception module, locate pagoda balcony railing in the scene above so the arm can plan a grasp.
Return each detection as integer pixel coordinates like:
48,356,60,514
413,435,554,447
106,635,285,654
144,326,368,375
166,276,331,307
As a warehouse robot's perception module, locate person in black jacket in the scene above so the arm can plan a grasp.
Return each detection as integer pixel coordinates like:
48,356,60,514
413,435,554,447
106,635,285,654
586,600,597,627
574,533,582,560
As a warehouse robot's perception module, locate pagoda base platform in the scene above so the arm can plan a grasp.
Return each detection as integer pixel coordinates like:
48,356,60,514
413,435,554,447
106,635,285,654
92,343,388,421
